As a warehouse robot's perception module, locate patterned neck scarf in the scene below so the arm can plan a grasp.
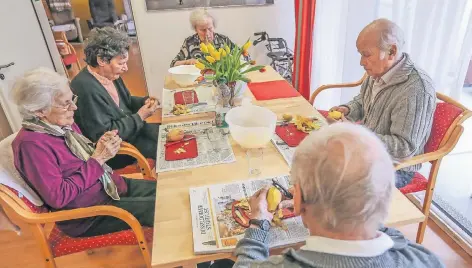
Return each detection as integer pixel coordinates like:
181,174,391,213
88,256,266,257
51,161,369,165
22,119,120,200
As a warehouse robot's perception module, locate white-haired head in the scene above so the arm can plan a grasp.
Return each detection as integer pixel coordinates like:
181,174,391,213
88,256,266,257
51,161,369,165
361,18,405,60
189,8,216,30
11,67,69,120
291,123,394,234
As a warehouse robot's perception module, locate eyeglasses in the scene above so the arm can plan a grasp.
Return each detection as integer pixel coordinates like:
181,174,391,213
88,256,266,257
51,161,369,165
52,94,78,110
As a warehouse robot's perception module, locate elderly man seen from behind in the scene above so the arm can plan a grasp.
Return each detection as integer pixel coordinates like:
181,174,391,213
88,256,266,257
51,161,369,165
328,19,436,188
234,123,443,268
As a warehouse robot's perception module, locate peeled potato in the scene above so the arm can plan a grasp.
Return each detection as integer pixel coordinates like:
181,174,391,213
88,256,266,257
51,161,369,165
328,110,342,120
166,128,185,142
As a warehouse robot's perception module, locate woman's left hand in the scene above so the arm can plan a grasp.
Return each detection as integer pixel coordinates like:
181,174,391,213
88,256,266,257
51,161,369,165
145,97,160,107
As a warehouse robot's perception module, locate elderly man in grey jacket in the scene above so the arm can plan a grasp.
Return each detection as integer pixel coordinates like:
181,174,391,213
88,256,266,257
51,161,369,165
233,123,443,268
330,19,436,188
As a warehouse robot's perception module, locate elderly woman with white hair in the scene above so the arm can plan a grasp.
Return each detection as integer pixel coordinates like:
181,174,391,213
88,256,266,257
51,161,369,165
71,27,160,169
233,123,443,268
11,68,156,238
328,18,436,189
170,8,236,67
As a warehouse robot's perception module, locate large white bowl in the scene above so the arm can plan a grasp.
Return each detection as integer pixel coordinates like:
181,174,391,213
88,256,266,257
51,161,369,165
225,104,277,149
168,65,201,87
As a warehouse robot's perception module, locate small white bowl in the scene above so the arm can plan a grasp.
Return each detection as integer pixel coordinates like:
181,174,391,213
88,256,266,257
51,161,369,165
168,65,201,87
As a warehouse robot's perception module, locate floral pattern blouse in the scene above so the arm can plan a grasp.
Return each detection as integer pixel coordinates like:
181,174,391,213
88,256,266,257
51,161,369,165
170,33,236,67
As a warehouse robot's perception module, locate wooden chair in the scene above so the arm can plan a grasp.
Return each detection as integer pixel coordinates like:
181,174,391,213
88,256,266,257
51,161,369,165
53,31,81,78
310,76,472,244
0,133,156,267
115,142,156,179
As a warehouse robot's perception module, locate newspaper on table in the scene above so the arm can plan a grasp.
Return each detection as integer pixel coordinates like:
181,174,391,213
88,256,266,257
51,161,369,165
189,175,309,254
156,119,236,172
162,85,217,118
271,117,328,167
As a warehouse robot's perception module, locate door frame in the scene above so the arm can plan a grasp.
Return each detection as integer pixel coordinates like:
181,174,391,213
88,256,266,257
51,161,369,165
31,0,65,76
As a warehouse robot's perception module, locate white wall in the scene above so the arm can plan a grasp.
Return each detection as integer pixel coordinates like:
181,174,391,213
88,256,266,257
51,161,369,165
131,0,295,98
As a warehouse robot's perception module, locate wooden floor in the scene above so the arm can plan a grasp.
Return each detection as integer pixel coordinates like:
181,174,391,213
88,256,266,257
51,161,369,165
2,41,471,267
1,221,471,267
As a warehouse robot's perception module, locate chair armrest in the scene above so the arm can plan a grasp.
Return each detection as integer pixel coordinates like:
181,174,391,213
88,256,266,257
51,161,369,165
118,144,155,178
309,73,368,105
395,125,463,170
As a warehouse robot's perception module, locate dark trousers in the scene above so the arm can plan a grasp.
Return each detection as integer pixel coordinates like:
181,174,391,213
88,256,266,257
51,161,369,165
79,178,156,237
395,170,415,188
107,123,159,169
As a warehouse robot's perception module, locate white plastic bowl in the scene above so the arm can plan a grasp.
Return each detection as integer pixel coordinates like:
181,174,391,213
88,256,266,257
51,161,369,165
225,104,277,149
168,65,201,86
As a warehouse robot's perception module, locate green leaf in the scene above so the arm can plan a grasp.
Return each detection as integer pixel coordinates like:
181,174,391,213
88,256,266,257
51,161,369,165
241,65,265,74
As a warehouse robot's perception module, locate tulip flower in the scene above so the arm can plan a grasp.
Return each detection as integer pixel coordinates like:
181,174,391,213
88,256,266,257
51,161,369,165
207,43,216,54
195,62,206,70
242,40,251,51
200,43,209,54
206,56,216,63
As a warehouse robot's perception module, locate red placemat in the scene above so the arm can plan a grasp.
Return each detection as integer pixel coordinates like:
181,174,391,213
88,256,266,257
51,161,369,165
165,135,198,161
174,90,199,105
248,80,299,100
275,124,308,147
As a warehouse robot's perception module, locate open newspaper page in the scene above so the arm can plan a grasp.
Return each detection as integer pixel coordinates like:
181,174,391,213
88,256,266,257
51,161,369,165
190,175,309,254
156,120,236,172
162,85,217,118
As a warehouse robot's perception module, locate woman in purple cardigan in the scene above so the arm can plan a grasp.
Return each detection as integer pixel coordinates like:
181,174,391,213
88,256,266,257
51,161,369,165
10,67,155,237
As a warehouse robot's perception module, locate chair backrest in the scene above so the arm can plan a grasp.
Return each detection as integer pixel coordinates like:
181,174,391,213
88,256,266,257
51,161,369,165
0,132,44,207
424,93,472,154
267,38,289,53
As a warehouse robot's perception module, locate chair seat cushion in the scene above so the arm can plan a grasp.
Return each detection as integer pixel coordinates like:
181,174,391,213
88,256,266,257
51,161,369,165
115,158,155,175
48,225,154,257
399,172,428,194
62,54,78,66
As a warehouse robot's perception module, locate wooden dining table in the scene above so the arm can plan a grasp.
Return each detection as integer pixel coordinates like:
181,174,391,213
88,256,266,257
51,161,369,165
151,66,425,268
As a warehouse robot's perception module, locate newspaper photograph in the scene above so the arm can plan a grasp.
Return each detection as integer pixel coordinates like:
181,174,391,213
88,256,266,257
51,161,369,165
189,175,310,254
162,85,217,118
156,119,236,172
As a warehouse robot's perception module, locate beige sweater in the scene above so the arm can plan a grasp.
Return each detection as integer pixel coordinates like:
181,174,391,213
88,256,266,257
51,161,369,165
343,53,436,172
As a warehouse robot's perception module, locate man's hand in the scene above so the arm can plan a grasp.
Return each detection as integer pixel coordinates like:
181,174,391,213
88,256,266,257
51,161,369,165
91,130,122,165
137,99,159,120
249,186,274,222
329,106,350,115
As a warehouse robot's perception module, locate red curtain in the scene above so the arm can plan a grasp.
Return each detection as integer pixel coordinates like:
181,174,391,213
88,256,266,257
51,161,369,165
293,0,317,100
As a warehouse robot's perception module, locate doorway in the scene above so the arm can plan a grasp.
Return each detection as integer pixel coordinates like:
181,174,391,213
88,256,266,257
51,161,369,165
39,0,148,97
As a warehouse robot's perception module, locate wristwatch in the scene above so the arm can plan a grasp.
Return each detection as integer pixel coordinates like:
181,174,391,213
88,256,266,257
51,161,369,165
249,219,271,231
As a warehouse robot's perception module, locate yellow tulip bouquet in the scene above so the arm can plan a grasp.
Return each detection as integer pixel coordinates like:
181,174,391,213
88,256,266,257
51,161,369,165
194,39,265,106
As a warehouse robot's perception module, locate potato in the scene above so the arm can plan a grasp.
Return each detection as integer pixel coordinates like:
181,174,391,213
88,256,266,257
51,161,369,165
166,128,185,142
328,110,342,120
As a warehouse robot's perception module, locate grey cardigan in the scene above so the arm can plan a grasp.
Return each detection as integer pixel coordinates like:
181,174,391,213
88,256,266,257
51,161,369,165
343,53,436,172
233,227,444,268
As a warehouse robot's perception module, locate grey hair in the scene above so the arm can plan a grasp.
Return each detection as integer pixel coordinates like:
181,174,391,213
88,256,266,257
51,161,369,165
291,123,394,234
364,18,405,60
11,67,70,120
84,27,130,67
189,8,216,30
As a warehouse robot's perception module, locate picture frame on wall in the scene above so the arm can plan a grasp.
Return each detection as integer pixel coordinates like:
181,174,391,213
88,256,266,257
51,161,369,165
145,0,275,11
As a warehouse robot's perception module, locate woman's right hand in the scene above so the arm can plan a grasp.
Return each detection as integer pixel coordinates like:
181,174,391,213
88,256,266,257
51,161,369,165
91,130,122,166
175,59,198,66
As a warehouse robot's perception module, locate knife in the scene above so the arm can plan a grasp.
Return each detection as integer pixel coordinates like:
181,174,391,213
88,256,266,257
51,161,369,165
164,135,196,148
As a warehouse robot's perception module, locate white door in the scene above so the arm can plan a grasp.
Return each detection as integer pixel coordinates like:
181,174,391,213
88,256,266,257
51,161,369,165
0,0,57,132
